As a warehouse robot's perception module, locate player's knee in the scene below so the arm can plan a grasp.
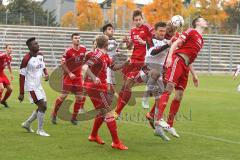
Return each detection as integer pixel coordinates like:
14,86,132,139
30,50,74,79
7,87,12,92
165,83,174,94
150,69,160,81
175,92,184,101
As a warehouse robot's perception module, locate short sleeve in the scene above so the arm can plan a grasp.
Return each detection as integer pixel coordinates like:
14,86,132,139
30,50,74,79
20,54,31,76
85,52,100,67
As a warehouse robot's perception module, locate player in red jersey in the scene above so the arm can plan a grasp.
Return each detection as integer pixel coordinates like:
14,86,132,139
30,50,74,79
0,44,13,108
154,16,208,139
115,9,154,116
51,33,87,125
82,35,129,150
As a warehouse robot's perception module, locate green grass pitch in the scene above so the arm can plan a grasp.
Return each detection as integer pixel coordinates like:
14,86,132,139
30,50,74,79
0,71,239,160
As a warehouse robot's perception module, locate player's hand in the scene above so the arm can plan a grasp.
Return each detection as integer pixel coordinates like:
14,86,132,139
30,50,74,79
166,57,172,68
93,77,101,84
44,75,49,81
68,72,76,80
137,37,146,45
193,75,199,87
18,94,24,102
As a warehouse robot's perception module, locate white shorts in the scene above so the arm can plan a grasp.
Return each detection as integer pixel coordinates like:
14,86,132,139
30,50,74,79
106,67,116,85
28,87,47,104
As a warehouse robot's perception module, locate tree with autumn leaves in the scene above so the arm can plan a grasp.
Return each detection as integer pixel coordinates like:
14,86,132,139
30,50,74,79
61,0,103,30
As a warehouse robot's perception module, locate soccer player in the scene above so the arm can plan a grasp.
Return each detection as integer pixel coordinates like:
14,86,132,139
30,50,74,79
154,16,208,139
0,43,13,108
141,22,171,109
115,9,154,116
102,23,118,99
19,37,50,136
82,35,129,150
51,33,87,125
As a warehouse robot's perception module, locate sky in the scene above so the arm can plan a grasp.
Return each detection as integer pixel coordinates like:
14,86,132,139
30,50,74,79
3,0,153,5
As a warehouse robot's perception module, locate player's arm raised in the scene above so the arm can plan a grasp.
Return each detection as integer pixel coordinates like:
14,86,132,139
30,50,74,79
123,36,133,50
166,38,183,68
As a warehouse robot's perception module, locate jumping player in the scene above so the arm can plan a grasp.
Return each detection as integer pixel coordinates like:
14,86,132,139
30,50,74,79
0,43,13,108
154,16,208,139
19,37,50,136
115,9,154,116
82,35,129,150
51,33,87,125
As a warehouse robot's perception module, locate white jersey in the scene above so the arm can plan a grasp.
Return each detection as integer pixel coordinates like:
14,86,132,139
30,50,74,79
145,37,169,67
107,37,118,58
20,53,46,91
234,65,240,77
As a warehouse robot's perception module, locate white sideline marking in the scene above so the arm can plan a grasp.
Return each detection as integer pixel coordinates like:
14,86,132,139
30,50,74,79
121,121,240,145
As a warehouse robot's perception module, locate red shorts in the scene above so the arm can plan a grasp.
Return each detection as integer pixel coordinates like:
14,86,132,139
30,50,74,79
164,55,189,90
122,62,144,82
85,82,111,110
0,73,10,87
62,76,83,93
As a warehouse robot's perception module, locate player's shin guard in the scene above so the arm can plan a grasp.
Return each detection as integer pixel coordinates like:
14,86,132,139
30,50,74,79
167,99,181,127
1,90,12,102
91,116,104,137
115,89,132,115
156,91,170,121
105,116,120,144
52,97,64,117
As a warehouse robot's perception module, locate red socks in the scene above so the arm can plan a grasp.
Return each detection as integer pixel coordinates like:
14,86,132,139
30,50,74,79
115,89,132,115
105,117,120,144
71,97,86,120
156,91,170,121
91,116,104,137
52,97,64,117
149,102,156,117
167,99,181,127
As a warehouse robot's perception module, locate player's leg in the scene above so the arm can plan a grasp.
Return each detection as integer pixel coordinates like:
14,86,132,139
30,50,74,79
51,92,68,124
115,78,135,116
142,87,150,109
0,83,4,106
1,84,12,108
36,99,50,136
22,108,37,133
71,92,84,125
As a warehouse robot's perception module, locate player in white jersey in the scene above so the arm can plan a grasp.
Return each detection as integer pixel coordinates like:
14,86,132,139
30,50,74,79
18,37,50,137
141,22,171,109
102,23,118,98
233,65,240,91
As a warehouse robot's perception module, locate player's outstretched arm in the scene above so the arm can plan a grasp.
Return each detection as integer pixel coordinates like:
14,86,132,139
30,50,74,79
150,44,170,56
111,59,130,71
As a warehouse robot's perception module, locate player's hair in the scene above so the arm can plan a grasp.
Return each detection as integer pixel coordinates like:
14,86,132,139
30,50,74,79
96,35,108,49
102,23,113,33
154,22,167,30
192,16,202,28
132,9,143,20
5,43,12,49
26,37,36,47
71,33,80,39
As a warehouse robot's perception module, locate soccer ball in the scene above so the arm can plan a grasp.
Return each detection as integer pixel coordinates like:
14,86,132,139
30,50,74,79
237,84,240,92
171,15,184,27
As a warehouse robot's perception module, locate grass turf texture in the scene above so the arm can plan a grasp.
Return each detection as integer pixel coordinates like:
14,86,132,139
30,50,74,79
0,71,239,160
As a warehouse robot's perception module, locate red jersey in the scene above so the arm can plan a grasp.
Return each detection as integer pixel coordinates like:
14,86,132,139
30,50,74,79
175,28,204,63
61,45,87,77
85,49,113,84
0,52,12,73
130,24,154,63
